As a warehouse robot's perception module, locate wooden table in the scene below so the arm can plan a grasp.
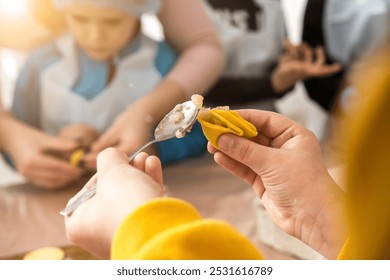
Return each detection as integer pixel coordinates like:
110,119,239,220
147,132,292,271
0,154,297,260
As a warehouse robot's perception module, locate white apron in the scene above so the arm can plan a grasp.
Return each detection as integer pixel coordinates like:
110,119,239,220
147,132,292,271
203,0,285,77
40,35,161,135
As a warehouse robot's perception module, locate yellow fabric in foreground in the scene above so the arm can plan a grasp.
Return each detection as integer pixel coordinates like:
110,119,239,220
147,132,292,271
197,109,258,148
337,52,390,259
111,198,263,260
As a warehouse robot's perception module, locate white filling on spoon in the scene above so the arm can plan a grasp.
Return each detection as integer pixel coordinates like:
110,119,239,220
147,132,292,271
174,94,204,138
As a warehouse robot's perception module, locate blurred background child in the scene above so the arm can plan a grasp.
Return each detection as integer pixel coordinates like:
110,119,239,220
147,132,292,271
202,0,342,114
3,0,224,188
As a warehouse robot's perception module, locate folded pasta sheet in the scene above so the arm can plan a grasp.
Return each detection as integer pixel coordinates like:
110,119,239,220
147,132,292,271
198,109,258,148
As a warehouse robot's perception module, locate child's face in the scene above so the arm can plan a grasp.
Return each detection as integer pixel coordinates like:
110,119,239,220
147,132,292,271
64,4,139,61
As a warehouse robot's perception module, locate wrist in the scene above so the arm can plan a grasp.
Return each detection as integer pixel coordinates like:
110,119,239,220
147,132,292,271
0,114,18,154
298,176,347,259
271,69,297,93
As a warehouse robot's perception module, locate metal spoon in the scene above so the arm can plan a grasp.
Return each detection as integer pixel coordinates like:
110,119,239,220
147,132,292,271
60,100,200,216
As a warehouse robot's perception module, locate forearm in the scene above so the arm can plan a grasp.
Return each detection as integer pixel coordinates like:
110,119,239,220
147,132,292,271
159,0,225,96
297,176,348,259
166,42,224,96
126,80,188,128
205,77,287,105
0,111,40,157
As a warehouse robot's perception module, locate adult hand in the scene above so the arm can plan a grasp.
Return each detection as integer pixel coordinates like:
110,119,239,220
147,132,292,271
208,110,347,259
4,121,82,189
65,148,163,259
272,40,342,93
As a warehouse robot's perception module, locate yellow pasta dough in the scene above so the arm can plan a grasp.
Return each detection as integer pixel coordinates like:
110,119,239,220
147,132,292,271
23,246,65,260
198,109,258,148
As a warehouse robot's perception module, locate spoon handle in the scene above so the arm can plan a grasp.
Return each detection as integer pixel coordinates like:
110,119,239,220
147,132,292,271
127,139,158,162
60,185,97,216
60,139,160,216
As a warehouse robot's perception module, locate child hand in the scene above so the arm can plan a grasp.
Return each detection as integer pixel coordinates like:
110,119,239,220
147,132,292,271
271,40,342,93
7,123,83,189
65,148,163,259
83,109,154,169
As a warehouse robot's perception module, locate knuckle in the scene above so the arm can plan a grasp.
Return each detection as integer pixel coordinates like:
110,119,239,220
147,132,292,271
239,142,256,163
98,147,115,160
18,158,34,175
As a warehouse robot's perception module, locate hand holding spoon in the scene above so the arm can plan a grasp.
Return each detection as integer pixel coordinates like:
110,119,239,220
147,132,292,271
60,100,200,216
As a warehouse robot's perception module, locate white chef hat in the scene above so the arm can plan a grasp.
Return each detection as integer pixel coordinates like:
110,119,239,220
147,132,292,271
53,0,160,16
325,0,390,66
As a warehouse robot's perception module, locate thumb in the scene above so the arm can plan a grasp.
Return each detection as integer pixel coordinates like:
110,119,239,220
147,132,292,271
217,134,275,173
97,147,128,174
